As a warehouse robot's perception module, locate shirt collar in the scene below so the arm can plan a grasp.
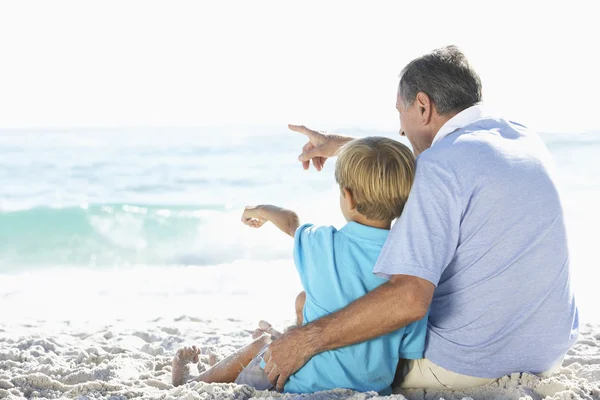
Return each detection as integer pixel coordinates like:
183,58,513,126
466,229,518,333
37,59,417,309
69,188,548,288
339,221,389,242
431,104,492,146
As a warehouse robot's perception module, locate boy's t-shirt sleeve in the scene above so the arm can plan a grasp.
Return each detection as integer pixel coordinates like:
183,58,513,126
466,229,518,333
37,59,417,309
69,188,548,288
293,223,315,285
293,223,336,314
398,311,429,359
373,156,461,286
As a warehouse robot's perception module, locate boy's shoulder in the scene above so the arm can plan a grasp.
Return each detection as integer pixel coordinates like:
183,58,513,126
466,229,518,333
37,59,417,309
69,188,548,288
294,223,338,250
292,224,338,292
293,223,338,258
295,223,337,238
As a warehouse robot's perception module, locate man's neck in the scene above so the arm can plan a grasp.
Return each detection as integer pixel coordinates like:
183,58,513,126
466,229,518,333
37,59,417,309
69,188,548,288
430,112,458,139
414,111,459,156
350,214,392,230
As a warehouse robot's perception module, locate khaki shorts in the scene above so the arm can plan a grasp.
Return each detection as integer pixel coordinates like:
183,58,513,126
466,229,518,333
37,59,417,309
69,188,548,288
398,357,565,390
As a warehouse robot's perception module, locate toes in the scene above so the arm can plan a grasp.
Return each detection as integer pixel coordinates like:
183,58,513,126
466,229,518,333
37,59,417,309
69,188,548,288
192,346,201,363
252,329,265,339
258,320,272,331
176,346,202,363
176,348,186,360
259,321,282,338
208,352,218,367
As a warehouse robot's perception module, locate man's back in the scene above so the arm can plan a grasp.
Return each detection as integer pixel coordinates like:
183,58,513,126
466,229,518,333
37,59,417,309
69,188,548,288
375,117,578,378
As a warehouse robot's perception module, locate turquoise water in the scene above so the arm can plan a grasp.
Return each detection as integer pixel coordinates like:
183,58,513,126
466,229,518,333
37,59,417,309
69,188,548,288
0,127,598,323
0,127,340,267
0,128,598,266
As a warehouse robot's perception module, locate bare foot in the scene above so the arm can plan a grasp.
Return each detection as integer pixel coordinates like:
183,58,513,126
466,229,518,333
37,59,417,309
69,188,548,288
172,345,201,387
258,320,283,339
208,351,218,367
251,328,266,340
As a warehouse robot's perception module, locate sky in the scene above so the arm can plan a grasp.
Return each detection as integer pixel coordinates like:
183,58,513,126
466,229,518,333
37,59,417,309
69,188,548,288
0,0,598,133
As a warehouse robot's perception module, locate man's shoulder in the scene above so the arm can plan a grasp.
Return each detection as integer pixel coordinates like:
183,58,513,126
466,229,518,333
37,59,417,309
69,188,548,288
423,117,535,164
414,117,538,197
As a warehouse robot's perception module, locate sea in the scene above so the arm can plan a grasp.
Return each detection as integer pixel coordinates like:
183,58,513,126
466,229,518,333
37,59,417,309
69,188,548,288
0,127,598,326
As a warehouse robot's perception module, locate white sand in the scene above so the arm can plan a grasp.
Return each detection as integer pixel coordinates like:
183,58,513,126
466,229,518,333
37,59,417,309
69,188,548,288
1,316,598,400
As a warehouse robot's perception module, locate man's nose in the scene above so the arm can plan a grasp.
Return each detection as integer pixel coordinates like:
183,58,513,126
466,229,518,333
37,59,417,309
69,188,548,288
399,130,406,137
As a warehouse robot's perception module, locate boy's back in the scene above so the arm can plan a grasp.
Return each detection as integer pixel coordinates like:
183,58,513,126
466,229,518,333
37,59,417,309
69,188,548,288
173,137,422,393
283,222,427,394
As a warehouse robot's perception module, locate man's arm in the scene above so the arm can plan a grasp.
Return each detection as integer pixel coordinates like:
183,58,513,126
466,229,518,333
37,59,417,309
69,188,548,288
302,274,432,351
242,205,299,237
263,274,434,390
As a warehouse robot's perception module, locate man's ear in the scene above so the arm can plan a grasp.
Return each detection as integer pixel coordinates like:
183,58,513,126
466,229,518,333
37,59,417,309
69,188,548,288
343,187,357,211
416,92,433,125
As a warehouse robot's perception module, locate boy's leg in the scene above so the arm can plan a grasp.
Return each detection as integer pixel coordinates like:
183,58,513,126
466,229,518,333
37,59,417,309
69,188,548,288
295,291,306,326
172,334,271,386
195,334,271,384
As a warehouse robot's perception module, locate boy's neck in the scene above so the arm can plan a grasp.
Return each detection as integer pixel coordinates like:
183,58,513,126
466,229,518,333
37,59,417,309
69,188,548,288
350,214,392,230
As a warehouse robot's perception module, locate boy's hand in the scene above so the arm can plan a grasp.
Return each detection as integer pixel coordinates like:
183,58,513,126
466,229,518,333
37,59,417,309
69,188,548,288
241,204,299,237
242,206,267,228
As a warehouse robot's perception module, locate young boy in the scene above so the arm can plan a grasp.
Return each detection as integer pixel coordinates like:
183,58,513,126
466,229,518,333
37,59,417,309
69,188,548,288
172,137,427,394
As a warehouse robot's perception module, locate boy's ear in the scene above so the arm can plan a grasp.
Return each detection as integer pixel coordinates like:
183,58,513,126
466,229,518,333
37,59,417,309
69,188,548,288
343,187,357,211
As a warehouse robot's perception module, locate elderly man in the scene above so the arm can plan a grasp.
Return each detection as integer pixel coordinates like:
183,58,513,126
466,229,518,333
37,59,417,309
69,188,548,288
262,45,579,391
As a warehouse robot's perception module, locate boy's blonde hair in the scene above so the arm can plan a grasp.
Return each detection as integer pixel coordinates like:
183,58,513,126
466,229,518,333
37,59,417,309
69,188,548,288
335,137,415,221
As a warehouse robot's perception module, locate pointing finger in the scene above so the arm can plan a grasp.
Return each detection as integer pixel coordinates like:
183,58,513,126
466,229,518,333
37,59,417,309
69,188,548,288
288,124,317,139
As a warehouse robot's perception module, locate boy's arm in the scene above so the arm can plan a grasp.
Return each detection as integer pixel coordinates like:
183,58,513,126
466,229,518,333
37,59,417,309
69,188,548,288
242,205,300,237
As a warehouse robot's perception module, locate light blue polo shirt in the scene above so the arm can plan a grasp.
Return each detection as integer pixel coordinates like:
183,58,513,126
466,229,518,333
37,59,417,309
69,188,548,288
282,222,428,394
374,109,579,378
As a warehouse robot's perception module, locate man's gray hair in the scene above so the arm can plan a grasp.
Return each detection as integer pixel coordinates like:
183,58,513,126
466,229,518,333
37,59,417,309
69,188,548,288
398,45,482,115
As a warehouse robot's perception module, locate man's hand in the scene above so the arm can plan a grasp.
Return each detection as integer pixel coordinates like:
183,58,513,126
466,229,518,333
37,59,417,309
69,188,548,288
261,275,434,391
262,325,314,391
288,124,353,171
241,206,268,228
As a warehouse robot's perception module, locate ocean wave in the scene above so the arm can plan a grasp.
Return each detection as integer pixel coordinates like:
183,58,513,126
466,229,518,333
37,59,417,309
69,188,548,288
0,204,293,268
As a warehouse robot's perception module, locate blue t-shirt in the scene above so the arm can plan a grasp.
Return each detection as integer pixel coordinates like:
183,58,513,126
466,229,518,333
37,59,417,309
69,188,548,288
373,117,579,378
282,222,427,394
